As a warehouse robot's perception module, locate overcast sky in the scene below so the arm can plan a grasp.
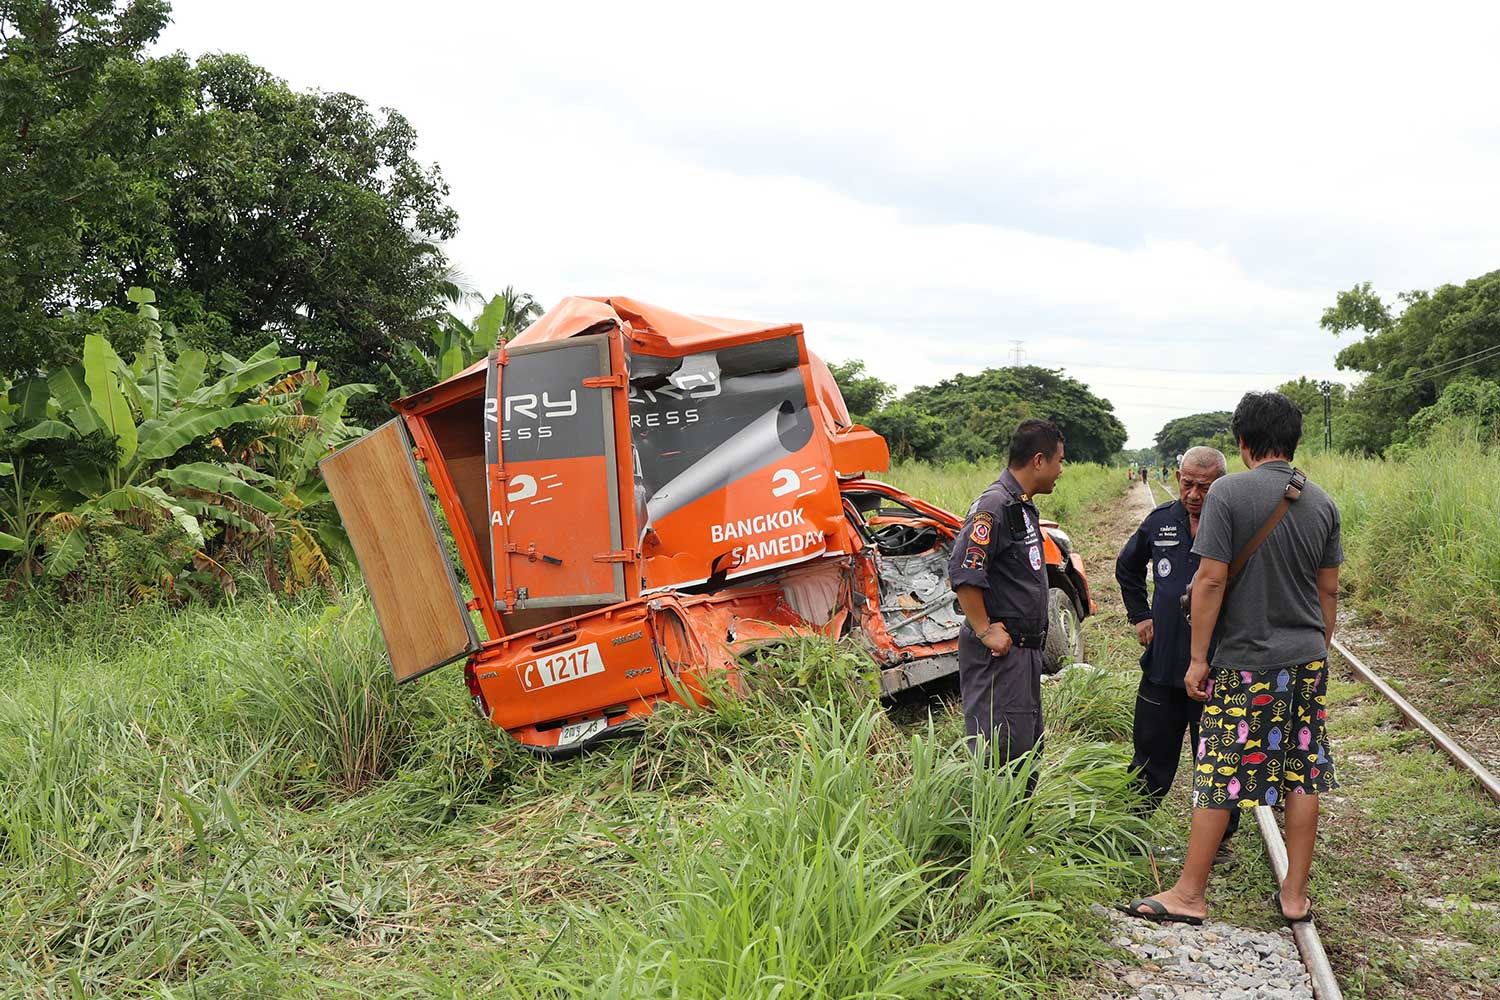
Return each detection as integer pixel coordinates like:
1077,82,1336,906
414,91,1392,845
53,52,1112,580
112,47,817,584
157,2,1499,447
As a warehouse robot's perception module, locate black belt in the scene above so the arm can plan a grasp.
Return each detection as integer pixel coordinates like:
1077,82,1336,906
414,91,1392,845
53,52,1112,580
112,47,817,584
965,622,1047,650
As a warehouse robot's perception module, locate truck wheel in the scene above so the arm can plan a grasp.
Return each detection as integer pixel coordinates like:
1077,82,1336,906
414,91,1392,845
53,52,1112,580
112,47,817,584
1042,587,1086,675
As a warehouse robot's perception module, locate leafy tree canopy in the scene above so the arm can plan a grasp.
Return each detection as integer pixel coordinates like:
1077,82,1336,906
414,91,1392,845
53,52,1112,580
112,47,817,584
1406,377,1500,445
826,359,894,420
1,0,459,418
1115,447,1158,467
865,402,944,463
1153,411,1231,461
1324,269,1500,453
898,366,1127,465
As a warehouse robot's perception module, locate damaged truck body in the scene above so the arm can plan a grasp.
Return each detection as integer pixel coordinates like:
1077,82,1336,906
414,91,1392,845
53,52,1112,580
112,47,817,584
321,297,1094,756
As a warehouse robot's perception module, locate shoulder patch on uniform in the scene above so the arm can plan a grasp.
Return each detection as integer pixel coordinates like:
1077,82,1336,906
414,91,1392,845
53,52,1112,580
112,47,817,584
969,511,993,544
961,546,986,570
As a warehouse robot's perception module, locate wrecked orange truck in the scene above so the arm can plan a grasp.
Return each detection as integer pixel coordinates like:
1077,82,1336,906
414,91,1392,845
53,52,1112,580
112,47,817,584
321,297,1094,756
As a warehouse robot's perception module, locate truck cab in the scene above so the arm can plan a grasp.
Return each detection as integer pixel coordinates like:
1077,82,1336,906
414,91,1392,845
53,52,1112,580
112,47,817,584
321,297,1092,755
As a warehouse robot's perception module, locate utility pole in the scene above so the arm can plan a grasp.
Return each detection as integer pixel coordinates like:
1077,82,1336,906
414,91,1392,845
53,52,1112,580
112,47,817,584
1007,340,1027,367
1318,380,1333,451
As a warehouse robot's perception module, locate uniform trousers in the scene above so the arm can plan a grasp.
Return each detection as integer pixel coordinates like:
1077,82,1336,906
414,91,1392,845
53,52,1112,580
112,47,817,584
957,628,1044,767
1131,674,1240,839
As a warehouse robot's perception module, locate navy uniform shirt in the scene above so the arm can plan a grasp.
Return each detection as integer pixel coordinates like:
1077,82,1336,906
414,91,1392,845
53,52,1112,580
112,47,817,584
1115,499,1212,687
947,470,1049,633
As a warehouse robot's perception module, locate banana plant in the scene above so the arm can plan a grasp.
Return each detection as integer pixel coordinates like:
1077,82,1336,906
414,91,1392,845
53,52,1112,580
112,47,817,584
11,290,310,578
204,363,373,591
389,288,542,392
0,462,22,554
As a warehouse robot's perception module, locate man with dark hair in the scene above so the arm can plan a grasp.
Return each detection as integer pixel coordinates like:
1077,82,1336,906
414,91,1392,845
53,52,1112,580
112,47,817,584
1120,391,1343,926
948,419,1066,771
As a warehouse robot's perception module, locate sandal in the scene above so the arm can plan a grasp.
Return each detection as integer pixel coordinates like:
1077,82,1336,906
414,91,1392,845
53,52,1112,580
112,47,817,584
1115,897,1205,926
1272,890,1313,924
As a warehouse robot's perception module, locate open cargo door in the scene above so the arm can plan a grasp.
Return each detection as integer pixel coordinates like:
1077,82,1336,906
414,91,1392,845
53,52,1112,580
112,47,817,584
320,419,480,682
486,335,628,612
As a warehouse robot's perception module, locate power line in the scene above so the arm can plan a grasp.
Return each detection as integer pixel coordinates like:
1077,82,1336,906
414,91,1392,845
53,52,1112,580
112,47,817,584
1025,356,1326,377
1355,341,1500,394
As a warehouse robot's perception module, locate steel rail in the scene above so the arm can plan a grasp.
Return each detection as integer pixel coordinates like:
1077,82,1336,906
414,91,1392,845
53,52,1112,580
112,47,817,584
1330,638,1500,803
1253,806,1344,1000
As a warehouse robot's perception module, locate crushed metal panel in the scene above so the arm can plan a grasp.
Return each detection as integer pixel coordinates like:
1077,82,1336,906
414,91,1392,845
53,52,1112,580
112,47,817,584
320,419,479,683
632,335,848,591
877,550,964,646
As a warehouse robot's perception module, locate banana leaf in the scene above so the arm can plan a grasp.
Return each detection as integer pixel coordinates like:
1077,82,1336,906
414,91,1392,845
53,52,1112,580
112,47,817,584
83,335,138,466
188,356,301,407
93,484,206,547
15,420,76,442
48,365,102,436
155,462,286,514
175,349,209,401
135,403,277,462
10,377,51,423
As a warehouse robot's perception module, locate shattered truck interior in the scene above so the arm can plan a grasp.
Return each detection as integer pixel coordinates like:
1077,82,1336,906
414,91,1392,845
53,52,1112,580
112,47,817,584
321,297,1095,756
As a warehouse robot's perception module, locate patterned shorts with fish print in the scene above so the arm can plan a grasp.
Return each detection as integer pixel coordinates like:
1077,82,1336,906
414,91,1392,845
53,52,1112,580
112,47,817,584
1192,659,1337,810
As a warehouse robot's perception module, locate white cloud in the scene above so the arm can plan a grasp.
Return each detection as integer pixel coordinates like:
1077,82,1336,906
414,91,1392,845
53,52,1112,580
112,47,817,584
156,1,1499,446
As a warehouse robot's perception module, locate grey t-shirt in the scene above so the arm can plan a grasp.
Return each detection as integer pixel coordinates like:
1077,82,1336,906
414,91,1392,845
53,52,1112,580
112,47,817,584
1192,460,1343,670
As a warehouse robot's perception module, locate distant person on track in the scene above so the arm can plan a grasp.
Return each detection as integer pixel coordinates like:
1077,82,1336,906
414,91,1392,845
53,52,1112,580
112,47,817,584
1119,391,1343,927
1116,447,1238,862
949,419,1065,779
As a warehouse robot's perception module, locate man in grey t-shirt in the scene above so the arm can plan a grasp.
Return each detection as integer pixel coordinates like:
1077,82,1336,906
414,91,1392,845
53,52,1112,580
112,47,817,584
1120,391,1342,928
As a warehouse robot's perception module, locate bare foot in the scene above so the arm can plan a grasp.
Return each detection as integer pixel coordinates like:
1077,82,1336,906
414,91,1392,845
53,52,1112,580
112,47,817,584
1127,887,1208,921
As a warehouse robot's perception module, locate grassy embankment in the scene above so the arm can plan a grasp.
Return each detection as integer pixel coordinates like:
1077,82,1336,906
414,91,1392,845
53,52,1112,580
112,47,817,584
5,448,1494,999
1,463,1147,997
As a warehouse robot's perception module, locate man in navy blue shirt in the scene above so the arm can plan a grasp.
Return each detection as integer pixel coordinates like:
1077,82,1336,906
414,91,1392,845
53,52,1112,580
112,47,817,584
1116,446,1239,855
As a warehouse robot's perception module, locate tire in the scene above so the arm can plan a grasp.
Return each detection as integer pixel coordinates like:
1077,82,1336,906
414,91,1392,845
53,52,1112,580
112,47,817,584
1041,587,1086,675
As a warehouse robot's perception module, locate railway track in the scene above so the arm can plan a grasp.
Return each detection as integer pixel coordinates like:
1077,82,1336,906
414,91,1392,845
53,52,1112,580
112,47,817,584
1128,477,1499,999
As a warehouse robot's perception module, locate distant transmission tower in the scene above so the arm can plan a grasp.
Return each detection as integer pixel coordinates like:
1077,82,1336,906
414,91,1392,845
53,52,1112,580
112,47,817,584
1007,340,1028,367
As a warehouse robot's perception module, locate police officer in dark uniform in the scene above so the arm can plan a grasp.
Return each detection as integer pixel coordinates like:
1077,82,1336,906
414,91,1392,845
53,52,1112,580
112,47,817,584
948,419,1066,767
1115,446,1238,856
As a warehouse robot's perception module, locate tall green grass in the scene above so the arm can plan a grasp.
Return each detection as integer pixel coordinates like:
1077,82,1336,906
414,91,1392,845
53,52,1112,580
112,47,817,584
884,460,1122,526
0,591,1151,996
1302,424,1500,674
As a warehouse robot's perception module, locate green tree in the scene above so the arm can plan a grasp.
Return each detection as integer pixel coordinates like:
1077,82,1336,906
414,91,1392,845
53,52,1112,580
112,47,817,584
1152,411,1232,460
827,359,895,419
898,366,1126,464
0,3,458,418
865,403,944,462
1406,377,1500,444
1115,447,1157,466
1319,281,1393,339
1324,270,1500,452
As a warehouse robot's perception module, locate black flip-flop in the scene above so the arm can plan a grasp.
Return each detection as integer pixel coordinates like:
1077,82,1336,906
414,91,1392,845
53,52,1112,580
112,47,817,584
1115,897,1205,926
1272,890,1313,924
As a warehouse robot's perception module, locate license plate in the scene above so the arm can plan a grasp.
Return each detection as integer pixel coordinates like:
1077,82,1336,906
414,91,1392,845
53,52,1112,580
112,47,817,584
518,642,605,692
557,717,607,747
